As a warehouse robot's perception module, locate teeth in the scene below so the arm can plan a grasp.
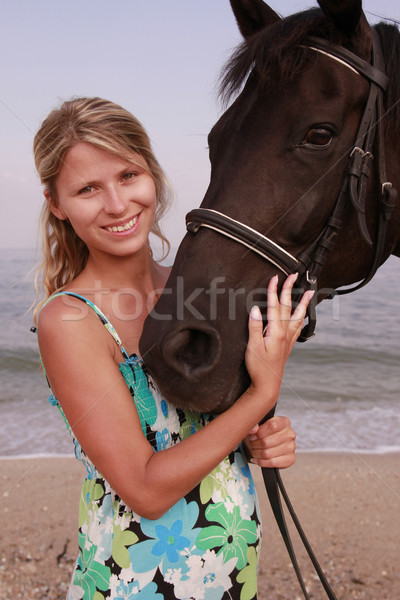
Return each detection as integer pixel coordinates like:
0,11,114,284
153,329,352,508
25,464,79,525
106,216,137,233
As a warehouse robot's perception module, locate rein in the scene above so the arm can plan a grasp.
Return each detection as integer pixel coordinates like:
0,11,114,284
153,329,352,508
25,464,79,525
185,30,397,600
186,28,397,342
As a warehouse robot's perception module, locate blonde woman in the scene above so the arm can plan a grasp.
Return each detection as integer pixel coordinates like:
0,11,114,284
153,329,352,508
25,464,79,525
34,97,313,600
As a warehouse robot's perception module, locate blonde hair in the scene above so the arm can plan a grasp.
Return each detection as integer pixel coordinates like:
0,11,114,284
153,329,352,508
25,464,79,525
33,97,171,322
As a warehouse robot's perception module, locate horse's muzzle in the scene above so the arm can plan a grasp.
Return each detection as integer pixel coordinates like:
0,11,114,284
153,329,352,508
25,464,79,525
160,324,222,380
140,316,249,414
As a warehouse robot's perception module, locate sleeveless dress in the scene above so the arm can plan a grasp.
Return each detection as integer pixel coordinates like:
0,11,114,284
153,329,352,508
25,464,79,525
42,292,262,600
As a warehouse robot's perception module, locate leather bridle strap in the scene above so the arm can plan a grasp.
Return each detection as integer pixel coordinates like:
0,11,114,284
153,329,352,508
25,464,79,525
299,30,395,307
186,208,299,275
285,29,394,337
306,35,388,89
331,31,397,296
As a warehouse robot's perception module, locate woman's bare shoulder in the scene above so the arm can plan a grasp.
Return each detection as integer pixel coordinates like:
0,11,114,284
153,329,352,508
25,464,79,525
37,294,93,335
37,293,114,363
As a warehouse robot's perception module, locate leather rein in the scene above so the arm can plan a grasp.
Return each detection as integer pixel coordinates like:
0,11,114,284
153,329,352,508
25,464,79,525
186,29,397,342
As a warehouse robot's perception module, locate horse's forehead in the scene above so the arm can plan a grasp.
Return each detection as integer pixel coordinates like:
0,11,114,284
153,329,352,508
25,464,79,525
212,56,367,147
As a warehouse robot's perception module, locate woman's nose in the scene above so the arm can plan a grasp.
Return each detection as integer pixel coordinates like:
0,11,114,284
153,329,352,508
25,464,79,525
103,186,129,215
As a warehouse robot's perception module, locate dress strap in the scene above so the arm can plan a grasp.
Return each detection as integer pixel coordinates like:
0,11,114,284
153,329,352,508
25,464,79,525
42,291,130,360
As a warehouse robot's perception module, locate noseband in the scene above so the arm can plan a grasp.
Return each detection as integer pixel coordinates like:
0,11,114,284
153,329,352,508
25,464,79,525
186,29,397,341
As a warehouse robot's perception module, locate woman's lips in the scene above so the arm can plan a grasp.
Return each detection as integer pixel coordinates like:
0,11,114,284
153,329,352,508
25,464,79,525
104,215,138,233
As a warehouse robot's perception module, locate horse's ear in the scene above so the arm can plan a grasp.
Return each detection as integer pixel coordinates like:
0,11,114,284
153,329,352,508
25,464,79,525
317,0,363,36
318,0,372,59
229,0,281,39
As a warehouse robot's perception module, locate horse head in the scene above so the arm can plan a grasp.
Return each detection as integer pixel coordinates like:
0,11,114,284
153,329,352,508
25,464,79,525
140,0,400,413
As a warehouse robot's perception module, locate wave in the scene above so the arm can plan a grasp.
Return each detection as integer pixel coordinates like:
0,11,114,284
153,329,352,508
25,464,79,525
291,343,399,366
1,342,398,375
297,447,400,454
0,453,74,460
0,347,41,373
2,447,399,459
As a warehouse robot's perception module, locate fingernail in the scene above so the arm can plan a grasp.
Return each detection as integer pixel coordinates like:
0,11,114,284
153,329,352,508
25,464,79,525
250,305,263,320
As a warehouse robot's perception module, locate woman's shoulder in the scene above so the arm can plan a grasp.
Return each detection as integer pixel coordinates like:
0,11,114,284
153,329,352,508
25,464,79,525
37,292,110,353
38,292,91,328
37,293,120,384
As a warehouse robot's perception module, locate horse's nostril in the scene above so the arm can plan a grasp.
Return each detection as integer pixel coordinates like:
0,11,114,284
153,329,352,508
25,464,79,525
162,327,221,379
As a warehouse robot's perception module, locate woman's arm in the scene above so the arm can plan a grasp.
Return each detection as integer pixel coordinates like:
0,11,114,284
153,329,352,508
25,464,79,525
38,274,311,519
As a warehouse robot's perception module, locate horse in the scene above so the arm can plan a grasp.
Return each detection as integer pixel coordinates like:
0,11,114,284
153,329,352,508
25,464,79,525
140,0,400,415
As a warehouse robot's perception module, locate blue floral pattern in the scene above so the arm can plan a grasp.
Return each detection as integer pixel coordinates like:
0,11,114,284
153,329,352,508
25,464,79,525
44,293,262,599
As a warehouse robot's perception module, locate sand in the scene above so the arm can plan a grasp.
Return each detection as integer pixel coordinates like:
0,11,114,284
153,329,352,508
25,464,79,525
0,452,399,599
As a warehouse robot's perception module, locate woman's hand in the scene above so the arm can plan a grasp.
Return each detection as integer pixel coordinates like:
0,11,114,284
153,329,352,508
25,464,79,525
245,273,313,394
244,416,296,468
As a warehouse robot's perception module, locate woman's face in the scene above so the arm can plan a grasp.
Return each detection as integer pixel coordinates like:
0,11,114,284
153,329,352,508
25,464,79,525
48,142,157,259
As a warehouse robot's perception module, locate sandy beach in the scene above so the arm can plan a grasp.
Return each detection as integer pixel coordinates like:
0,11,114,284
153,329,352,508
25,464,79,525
1,452,399,600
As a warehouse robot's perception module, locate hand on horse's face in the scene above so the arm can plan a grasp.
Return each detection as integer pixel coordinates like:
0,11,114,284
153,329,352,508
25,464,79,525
244,416,296,469
245,273,314,395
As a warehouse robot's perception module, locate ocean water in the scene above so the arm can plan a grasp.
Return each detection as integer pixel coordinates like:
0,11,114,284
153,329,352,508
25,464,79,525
1,247,399,457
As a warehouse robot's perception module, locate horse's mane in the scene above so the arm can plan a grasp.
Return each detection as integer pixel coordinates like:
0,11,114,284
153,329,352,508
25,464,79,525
220,8,400,138
375,21,400,138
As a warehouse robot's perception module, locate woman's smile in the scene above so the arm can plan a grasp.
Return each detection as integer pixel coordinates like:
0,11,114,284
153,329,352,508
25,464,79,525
103,214,140,235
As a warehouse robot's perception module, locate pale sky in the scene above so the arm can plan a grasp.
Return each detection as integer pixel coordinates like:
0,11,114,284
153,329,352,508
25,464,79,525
1,0,399,253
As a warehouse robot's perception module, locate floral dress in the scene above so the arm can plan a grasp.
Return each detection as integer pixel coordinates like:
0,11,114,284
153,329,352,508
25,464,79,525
43,293,262,600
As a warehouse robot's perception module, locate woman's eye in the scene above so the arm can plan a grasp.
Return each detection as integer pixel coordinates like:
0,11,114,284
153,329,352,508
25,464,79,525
303,128,333,147
78,185,94,194
122,172,136,181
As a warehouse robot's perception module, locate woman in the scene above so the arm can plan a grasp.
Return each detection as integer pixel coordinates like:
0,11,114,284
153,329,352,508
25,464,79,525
34,97,313,600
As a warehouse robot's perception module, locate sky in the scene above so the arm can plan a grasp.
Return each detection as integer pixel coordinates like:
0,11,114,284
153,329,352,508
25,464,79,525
1,0,400,253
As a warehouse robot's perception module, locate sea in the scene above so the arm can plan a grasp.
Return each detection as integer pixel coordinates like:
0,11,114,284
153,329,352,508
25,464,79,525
1,247,399,458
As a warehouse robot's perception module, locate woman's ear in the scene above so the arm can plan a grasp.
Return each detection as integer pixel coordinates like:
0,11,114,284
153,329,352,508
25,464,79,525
44,189,67,220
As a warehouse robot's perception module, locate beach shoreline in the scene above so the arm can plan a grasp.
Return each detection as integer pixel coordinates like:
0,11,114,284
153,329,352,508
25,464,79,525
1,453,399,599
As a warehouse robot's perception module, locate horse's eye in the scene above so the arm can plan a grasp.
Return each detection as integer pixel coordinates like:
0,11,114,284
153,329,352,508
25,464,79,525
303,128,333,147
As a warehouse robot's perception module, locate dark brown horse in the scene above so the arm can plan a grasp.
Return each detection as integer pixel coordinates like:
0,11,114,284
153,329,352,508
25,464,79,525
140,0,400,414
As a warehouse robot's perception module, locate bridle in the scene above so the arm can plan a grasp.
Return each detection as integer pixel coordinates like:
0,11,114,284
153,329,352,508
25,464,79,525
186,29,397,342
